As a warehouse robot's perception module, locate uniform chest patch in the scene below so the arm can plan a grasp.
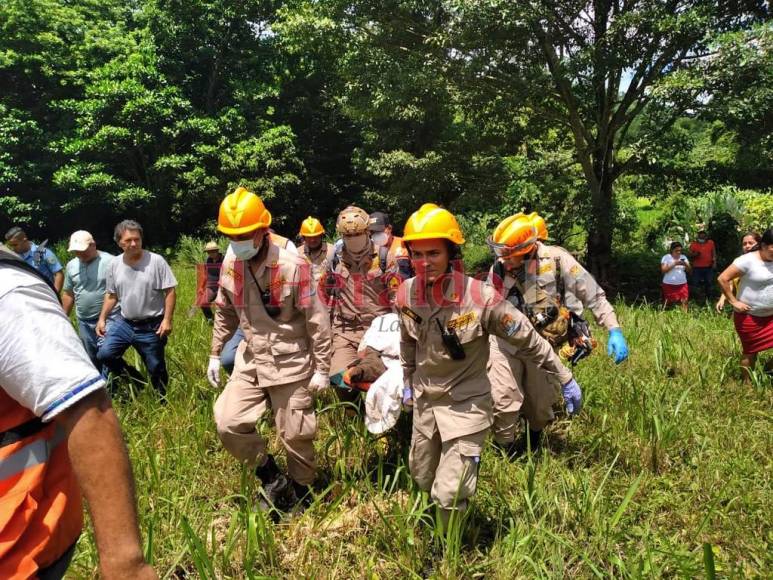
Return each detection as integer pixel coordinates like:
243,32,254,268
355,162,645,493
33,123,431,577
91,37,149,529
401,306,423,325
446,311,476,331
538,263,553,275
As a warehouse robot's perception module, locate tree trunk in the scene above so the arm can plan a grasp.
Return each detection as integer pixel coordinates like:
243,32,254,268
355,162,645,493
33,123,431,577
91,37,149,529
586,172,614,285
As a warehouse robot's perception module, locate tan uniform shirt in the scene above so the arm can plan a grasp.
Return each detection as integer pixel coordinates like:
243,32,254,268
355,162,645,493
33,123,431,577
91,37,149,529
492,242,618,325
299,242,335,283
211,242,331,387
330,243,393,330
398,273,573,441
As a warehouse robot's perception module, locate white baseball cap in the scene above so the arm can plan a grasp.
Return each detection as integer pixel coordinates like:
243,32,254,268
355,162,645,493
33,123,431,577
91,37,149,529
68,230,95,252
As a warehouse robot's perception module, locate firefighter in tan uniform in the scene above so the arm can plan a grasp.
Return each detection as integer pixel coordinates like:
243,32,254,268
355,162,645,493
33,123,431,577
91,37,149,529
397,204,582,527
368,211,413,280
325,206,398,403
487,213,629,455
298,216,334,283
206,187,332,510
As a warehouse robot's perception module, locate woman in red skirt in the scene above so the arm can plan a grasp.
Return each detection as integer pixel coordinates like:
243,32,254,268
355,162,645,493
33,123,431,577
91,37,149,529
661,242,691,311
718,228,773,379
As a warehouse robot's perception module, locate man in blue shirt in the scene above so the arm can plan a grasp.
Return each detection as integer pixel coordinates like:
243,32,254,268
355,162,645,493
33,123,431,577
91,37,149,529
4,226,64,292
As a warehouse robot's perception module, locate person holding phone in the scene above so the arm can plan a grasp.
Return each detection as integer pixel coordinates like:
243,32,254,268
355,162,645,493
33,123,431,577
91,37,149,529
661,241,692,311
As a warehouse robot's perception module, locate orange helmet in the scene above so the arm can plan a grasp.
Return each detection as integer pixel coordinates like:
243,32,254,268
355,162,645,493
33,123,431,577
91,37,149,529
528,212,548,241
299,216,325,237
336,206,370,235
488,214,538,257
217,187,272,236
402,203,465,245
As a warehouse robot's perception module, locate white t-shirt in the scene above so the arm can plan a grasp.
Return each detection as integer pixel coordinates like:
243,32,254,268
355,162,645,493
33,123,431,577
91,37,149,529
733,252,773,317
661,254,689,285
0,266,105,421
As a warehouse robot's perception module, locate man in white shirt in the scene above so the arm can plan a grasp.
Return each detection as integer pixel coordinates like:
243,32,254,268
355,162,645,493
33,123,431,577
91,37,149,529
0,244,155,579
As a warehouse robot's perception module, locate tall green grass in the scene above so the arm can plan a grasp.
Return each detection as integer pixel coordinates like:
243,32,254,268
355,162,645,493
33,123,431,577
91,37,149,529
66,263,772,578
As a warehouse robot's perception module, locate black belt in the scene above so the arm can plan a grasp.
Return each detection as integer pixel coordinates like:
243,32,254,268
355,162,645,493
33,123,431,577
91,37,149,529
125,315,164,326
0,416,45,449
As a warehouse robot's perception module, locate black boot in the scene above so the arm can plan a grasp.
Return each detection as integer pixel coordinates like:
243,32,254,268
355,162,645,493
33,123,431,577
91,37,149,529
288,480,313,511
510,429,543,459
255,455,290,512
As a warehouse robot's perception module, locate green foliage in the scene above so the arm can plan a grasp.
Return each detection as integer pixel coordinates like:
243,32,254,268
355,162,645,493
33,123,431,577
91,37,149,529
0,0,769,268
735,189,773,234
640,185,771,269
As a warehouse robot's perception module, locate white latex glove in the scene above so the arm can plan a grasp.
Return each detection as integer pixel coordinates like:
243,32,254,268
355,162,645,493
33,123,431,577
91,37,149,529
309,371,330,392
207,356,222,388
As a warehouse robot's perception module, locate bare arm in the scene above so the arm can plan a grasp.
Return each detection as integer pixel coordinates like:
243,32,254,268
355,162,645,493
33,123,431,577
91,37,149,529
53,270,64,293
56,391,156,579
96,293,119,337
61,290,75,317
717,264,749,312
156,288,176,337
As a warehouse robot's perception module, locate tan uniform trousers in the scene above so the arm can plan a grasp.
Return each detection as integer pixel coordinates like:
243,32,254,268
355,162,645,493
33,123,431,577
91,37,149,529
330,325,366,373
487,340,560,442
330,325,367,404
409,417,487,518
214,376,317,485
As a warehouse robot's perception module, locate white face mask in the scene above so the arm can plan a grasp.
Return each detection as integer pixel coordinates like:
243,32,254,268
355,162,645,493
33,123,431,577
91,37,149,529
371,232,388,247
344,234,369,253
230,239,259,261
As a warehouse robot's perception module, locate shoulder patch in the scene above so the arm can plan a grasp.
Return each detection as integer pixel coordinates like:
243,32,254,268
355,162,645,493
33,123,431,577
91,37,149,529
501,313,521,337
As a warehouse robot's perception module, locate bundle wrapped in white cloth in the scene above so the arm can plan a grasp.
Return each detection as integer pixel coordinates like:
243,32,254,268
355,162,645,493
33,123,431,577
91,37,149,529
357,313,403,434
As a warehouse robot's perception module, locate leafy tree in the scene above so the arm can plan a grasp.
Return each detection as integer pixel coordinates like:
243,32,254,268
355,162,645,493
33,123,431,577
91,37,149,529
440,0,768,279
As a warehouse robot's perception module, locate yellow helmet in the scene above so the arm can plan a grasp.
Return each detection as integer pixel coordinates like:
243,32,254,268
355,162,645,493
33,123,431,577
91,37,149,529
217,186,272,236
488,214,538,257
528,212,548,241
299,216,325,237
336,206,370,235
402,203,465,245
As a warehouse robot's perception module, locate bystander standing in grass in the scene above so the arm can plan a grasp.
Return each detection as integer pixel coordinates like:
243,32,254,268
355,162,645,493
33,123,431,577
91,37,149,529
197,241,223,323
96,220,177,398
716,232,761,313
718,228,773,379
661,242,691,311
688,229,717,300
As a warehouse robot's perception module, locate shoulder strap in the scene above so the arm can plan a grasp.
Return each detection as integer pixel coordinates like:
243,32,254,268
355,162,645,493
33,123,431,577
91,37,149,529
554,256,565,303
378,244,389,274
330,246,342,273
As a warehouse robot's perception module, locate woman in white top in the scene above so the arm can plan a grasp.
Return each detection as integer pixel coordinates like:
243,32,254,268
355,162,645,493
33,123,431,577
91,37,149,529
661,242,692,311
718,228,773,379
716,232,761,312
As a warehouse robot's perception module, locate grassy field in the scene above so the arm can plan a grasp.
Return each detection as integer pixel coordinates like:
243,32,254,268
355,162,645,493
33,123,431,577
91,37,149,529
66,263,772,579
